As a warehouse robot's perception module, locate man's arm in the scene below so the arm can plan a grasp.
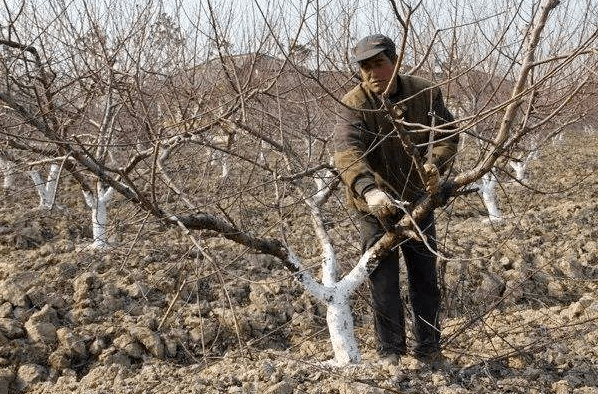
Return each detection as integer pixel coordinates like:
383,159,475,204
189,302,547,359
333,103,377,202
334,105,402,219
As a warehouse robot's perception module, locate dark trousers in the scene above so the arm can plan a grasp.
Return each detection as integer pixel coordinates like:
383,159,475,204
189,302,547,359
359,212,441,356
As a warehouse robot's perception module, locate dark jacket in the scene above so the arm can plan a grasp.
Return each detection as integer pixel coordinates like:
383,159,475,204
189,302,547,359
333,75,458,213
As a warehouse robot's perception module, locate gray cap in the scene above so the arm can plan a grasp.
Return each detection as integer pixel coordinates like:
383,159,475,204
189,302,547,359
351,34,396,63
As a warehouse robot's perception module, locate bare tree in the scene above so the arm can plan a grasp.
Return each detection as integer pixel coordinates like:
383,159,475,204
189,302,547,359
0,0,596,368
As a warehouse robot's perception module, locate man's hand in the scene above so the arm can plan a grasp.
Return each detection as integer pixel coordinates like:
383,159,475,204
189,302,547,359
364,188,398,219
423,163,440,194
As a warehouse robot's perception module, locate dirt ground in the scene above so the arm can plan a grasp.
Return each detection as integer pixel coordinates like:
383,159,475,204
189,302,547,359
0,131,597,393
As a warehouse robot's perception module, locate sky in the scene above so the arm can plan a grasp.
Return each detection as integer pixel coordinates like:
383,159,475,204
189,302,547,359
2,0,596,71
164,0,596,63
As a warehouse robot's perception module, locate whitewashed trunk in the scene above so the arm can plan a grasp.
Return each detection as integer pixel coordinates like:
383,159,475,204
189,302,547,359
220,159,229,178
480,172,502,222
509,160,527,182
0,158,15,190
288,198,368,366
326,297,361,364
509,148,539,183
552,133,565,145
319,208,360,364
258,140,266,165
83,182,114,249
209,152,229,178
29,164,60,210
322,248,375,365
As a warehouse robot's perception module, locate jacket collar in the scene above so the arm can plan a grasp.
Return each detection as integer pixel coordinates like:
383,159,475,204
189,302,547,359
388,75,405,102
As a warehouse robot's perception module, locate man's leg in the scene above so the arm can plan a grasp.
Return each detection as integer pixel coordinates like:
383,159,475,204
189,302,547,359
401,213,441,358
359,213,406,356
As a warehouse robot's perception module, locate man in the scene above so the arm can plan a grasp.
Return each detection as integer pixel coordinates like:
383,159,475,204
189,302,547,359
333,34,458,361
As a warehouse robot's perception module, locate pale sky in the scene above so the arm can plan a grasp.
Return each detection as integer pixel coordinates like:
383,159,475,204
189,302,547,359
2,0,596,70
166,0,596,63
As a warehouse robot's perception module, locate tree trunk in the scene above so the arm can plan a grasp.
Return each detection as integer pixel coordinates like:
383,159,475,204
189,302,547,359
29,164,60,210
83,182,115,249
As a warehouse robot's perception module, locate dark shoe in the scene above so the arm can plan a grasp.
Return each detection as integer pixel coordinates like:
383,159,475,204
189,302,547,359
415,350,451,370
415,349,442,362
414,341,440,359
378,352,400,364
377,344,405,364
378,344,406,357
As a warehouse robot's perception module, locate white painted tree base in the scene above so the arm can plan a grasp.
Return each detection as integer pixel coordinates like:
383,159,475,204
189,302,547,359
29,164,60,210
479,171,503,223
0,158,15,190
509,149,538,184
83,182,115,249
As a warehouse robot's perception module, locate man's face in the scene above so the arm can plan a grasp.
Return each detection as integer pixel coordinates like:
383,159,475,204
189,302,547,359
359,52,397,95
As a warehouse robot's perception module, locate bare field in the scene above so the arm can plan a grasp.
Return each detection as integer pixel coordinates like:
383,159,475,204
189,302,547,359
0,131,597,394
